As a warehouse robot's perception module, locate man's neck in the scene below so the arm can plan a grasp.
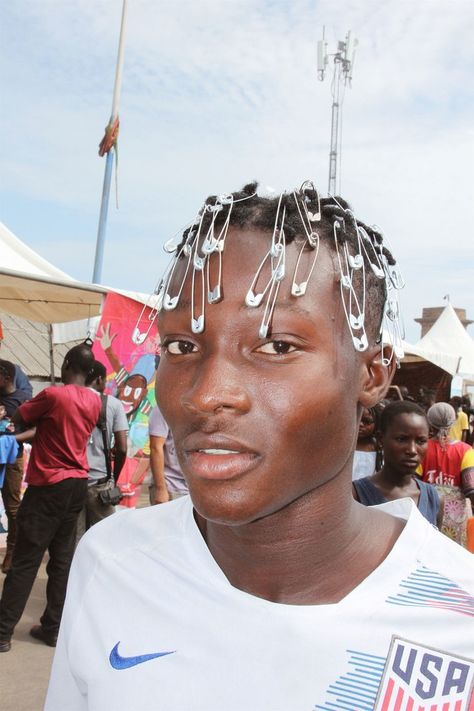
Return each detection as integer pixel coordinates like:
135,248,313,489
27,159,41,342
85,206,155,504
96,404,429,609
62,374,87,386
196,473,404,606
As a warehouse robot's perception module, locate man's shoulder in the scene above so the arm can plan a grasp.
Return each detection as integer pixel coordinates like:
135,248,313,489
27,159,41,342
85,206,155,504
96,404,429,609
1,388,27,406
105,394,128,428
458,410,469,426
379,500,474,592
105,393,125,412
79,497,190,560
416,519,474,592
149,404,168,435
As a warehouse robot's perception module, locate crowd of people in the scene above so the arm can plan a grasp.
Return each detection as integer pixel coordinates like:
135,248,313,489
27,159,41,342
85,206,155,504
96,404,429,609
0,181,472,709
353,392,474,546
0,344,190,655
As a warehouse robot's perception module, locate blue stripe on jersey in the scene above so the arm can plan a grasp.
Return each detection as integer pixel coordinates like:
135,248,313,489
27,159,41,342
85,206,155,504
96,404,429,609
386,566,474,617
314,650,386,711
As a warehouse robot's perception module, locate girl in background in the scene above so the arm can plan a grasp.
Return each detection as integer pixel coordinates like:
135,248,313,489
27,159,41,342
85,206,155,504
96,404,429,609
353,401,441,527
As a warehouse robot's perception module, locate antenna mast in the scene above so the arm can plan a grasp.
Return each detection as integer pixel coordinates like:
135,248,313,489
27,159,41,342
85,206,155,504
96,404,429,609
317,29,357,195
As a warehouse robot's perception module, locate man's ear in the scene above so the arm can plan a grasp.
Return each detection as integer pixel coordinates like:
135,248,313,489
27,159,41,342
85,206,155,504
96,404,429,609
358,346,396,408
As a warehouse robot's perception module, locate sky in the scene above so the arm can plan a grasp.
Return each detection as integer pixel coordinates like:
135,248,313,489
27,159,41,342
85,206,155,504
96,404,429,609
1,0,473,342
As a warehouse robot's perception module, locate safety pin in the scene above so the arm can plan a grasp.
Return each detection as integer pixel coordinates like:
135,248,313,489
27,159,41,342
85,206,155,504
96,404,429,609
333,220,352,290
206,246,223,303
259,276,282,339
300,180,321,222
161,241,194,311
292,191,317,245
245,234,285,307
389,266,405,290
356,225,385,280
191,258,205,334
291,236,320,297
203,199,234,258
131,291,162,345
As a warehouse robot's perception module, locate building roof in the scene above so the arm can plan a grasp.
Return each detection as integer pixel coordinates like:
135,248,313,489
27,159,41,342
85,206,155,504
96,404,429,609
0,312,80,379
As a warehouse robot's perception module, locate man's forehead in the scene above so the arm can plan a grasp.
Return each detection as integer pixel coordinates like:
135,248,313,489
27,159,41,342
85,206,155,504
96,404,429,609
157,234,341,341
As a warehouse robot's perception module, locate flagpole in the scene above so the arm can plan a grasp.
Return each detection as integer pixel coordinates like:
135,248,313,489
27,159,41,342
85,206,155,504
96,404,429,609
92,0,129,284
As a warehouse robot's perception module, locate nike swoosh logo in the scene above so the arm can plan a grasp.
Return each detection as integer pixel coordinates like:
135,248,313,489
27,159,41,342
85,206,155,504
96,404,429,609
109,641,175,670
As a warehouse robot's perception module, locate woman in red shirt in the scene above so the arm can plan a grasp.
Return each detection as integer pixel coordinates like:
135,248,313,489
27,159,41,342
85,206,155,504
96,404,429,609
421,402,474,547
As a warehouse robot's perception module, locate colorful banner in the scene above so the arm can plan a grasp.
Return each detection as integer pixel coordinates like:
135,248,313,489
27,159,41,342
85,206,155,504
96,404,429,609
93,292,159,506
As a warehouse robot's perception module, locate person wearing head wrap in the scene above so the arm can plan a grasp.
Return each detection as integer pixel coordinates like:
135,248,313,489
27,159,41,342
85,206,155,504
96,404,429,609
421,402,474,547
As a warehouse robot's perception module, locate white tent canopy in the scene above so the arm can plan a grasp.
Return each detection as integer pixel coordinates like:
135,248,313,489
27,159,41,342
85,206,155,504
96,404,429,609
403,304,474,378
0,222,106,323
0,222,157,336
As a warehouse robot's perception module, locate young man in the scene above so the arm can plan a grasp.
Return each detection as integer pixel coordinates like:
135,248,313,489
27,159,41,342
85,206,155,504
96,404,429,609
449,396,470,443
75,360,128,542
0,345,101,653
46,184,473,710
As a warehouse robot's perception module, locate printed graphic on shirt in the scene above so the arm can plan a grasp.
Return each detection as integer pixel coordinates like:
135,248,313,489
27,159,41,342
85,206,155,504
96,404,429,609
373,637,474,710
315,640,474,711
314,650,386,710
386,566,474,618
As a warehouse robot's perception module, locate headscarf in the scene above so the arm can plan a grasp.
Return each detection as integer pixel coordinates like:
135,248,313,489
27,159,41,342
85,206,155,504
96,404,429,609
427,402,456,450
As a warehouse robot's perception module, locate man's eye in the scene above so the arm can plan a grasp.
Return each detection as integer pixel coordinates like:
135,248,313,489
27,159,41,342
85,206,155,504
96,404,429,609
256,340,297,355
165,340,197,355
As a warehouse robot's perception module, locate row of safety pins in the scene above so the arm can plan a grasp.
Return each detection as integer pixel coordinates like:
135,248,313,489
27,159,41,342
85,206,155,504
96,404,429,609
245,182,324,338
132,183,322,345
331,203,405,362
132,183,404,362
132,192,250,343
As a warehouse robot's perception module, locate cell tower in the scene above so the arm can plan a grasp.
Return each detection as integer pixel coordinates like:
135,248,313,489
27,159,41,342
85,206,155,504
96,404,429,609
317,29,357,195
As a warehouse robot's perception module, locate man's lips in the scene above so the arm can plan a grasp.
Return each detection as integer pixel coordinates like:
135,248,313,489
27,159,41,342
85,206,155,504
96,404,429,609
182,435,260,481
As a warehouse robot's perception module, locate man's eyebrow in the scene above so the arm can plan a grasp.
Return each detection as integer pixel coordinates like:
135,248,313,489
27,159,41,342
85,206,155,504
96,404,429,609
164,298,192,311
239,301,312,319
163,297,313,320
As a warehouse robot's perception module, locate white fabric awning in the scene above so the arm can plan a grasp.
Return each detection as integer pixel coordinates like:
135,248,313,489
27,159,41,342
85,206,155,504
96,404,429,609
0,222,154,327
0,222,107,323
402,304,474,377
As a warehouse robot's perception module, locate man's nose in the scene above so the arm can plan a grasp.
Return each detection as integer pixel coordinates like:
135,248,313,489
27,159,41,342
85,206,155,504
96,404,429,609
181,353,250,416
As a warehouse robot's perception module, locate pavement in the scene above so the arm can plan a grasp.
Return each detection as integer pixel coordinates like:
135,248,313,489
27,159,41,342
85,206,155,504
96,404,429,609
0,558,55,711
0,486,150,711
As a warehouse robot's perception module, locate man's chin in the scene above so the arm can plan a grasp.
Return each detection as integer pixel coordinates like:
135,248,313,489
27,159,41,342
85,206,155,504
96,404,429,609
190,487,291,529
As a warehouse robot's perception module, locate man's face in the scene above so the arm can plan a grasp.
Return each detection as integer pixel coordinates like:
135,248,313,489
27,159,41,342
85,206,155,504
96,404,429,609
157,227,376,525
117,374,147,415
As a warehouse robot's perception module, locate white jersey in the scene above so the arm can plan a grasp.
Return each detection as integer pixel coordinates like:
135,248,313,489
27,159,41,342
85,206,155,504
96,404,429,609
46,497,474,711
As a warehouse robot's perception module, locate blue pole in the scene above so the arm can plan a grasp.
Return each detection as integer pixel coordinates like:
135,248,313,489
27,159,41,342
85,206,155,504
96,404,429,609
92,149,114,284
91,0,128,285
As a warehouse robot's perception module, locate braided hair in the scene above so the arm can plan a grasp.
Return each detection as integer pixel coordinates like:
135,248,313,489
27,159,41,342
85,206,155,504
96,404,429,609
175,182,397,342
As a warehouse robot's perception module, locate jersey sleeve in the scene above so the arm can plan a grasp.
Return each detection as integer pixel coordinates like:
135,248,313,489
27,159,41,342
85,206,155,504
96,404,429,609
111,397,129,433
148,405,169,438
18,388,53,425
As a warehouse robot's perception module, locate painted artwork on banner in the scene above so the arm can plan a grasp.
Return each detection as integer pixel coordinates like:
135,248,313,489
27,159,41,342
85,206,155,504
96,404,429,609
93,292,160,506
